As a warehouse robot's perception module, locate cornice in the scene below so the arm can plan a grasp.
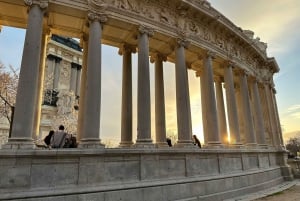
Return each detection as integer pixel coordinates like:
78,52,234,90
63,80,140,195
44,0,278,75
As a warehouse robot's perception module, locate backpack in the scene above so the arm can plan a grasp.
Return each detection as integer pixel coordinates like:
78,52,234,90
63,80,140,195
63,135,77,148
44,132,54,145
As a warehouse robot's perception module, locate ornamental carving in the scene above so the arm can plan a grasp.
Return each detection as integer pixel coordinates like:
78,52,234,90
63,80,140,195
138,25,154,37
87,12,108,23
24,0,48,9
84,0,271,76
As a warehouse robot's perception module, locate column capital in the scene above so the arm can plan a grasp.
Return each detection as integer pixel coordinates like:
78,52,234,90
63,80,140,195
71,62,82,70
138,25,154,37
150,52,167,63
87,11,108,23
47,54,62,63
24,0,48,9
199,51,216,60
176,37,190,48
118,43,136,55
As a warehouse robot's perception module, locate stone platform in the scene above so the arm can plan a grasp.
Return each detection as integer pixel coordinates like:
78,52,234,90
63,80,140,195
0,148,291,201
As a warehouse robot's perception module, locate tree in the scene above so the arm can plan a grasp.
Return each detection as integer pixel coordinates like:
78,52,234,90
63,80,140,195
0,61,19,133
285,137,300,158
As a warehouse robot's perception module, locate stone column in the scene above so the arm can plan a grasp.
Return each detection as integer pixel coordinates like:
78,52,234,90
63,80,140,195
70,62,78,92
119,44,135,147
151,53,167,147
223,63,242,146
4,1,47,149
199,70,208,145
75,65,82,97
215,76,228,145
249,78,267,148
53,56,61,89
77,34,88,141
202,52,222,147
238,71,257,147
33,30,50,140
174,38,193,147
79,12,107,148
258,83,272,146
270,86,283,148
264,83,277,147
136,25,154,147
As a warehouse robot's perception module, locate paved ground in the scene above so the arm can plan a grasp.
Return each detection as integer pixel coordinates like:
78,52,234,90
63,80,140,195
225,180,300,201
253,184,300,201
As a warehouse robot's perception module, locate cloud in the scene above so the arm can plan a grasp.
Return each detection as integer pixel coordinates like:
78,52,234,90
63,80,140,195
287,105,300,112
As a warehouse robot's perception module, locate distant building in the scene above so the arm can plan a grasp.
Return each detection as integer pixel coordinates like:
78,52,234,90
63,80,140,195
39,34,82,138
0,34,82,146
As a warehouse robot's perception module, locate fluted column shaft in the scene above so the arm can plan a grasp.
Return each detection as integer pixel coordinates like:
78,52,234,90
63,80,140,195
271,89,284,146
250,79,266,146
200,71,208,144
202,53,221,147
77,36,88,141
136,26,153,146
75,66,82,96
224,64,241,145
267,86,282,148
239,72,256,146
119,44,134,147
70,63,78,92
6,3,46,148
153,54,167,146
175,39,193,146
33,31,49,140
215,78,227,144
53,57,61,89
80,13,106,148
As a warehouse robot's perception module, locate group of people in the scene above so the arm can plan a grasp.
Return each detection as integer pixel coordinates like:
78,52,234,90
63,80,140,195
44,127,201,149
166,135,202,148
44,125,77,148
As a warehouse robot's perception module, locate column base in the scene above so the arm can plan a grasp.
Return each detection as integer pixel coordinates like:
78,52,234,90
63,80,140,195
119,141,134,148
258,144,269,149
2,138,36,149
78,138,105,149
205,141,223,149
175,140,195,148
135,139,154,148
244,143,258,149
227,143,244,149
155,142,170,148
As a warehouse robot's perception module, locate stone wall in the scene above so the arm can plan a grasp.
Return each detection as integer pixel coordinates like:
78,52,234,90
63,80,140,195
0,149,289,201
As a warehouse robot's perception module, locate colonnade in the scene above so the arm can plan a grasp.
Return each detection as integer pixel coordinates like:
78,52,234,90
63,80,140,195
2,2,283,149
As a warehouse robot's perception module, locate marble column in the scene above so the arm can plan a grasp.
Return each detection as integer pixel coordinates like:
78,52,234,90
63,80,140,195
53,57,61,89
70,62,78,92
119,44,135,147
174,38,193,147
152,53,167,147
238,71,256,147
215,77,228,145
199,70,208,145
258,84,272,146
77,34,88,141
224,64,241,146
249,78,267,148
79,13,107,148
202,52,222,147
33,30,50,140
270,86,283,148
75,65,82,97
136,25,154,147
4,2,47,149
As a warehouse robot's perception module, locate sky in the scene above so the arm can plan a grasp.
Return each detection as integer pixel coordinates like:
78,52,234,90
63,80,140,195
0,0,300,144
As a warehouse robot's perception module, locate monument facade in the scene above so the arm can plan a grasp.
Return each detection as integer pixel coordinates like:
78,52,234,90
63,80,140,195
0,0,293,200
